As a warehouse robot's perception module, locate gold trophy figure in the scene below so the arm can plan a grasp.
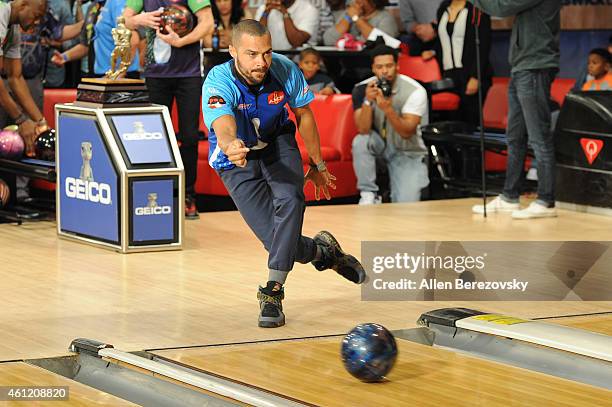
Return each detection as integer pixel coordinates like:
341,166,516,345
105,16,132,80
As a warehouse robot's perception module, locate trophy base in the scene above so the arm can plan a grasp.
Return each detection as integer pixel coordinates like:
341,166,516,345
75,78,150,108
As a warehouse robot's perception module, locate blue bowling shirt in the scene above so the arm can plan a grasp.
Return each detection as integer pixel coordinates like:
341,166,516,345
202,53,314,170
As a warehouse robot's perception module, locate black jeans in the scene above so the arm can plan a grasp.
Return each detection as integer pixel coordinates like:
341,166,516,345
146,76,202,197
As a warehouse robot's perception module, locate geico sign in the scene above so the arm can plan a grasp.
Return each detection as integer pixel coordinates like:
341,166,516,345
122,131,163,141
134,206,172,216
65,177,112,205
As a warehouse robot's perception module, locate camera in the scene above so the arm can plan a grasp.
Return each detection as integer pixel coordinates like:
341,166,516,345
376,77,393,98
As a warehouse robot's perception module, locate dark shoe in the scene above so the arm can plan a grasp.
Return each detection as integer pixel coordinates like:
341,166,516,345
185,196,199,220
312,231,366,284
257,285,285,328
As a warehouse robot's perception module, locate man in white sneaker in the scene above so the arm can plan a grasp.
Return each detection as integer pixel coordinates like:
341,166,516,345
470,0,560,219
352,44,429,205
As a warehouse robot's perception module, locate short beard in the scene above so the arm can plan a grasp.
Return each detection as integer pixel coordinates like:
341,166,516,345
235,60,266,86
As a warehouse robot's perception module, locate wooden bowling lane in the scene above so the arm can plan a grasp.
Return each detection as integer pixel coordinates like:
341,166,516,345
153,337,612,407
543,313,612,336
0,362,136,406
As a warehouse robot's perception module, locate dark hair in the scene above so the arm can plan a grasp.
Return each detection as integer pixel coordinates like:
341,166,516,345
369,44,398,63
232,19,269,45
589,48,611,64
300,48,321,61
371,0,389,10
212,0,244,28
609,34,612,45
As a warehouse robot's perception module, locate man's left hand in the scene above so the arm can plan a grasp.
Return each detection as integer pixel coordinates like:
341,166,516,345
304,167,337,201
465,77,479,95
376,94,393,113
157,25,182,47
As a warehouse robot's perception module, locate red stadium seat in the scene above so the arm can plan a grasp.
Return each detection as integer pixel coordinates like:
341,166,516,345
398,54,441,83
483,79,509,131
551,78,576,107
397,54,460,111
43,88,77,128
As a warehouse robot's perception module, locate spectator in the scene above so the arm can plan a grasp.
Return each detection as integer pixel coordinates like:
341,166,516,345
323,0,398,47
352,45,429,204
470,0,561,219
572,36,612,92
51,0,141,79
203,0,247,49
298,48,337,95
316,0,345,45
399,0,443,56
2,2,81,122
0,0,49,156
43,0,77,87
582,48,611,91
424,0,491,127
124,0,213,219
255,0,319,50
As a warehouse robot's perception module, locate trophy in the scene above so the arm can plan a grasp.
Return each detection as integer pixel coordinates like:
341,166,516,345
75,16,149,107
105,16,132,80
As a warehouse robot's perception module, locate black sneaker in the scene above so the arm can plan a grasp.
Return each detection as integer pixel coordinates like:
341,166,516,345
312,231,367,284
185,196,199,220
257,285,285,328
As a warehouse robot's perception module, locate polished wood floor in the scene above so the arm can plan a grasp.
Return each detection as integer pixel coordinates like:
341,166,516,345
154,333,612,407
547,314,612,336
0,363,136,406
0,198,610,364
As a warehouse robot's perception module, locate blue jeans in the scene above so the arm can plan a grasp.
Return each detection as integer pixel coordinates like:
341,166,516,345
502,69,557,206
352,131,429,203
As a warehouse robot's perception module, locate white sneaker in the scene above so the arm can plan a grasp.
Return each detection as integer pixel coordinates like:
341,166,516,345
359,191,382,205
472,196,519,214
512,201,557,219
526,168,538,181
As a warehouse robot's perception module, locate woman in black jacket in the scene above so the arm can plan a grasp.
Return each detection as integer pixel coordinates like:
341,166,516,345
423,0,491,127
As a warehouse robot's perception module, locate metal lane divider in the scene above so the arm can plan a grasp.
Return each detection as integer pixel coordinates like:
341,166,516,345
68,338,307,407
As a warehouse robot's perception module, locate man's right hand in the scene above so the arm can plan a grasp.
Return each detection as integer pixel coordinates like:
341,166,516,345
421,50,435,61
51,51,65,67
346,3,362,18
18,119,38,157
264,0,281,13
223,139,250,167
365,80,380,103
133,8,162,29
414,23,436,42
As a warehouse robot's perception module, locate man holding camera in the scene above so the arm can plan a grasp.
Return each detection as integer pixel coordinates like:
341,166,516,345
352,44,429,204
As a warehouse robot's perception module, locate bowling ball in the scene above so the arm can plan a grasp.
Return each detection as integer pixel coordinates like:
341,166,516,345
0,178,9,208
160,5,194,37
0,129,25,160
35,129,56,162
341,323,398,382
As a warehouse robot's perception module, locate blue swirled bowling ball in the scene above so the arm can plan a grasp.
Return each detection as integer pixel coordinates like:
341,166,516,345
341,323,398,382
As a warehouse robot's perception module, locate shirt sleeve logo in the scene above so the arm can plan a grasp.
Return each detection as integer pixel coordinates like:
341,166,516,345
267,91,285,105
208,96,226,109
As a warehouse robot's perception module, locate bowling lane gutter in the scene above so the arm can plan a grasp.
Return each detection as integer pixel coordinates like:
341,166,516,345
148,352,317,407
